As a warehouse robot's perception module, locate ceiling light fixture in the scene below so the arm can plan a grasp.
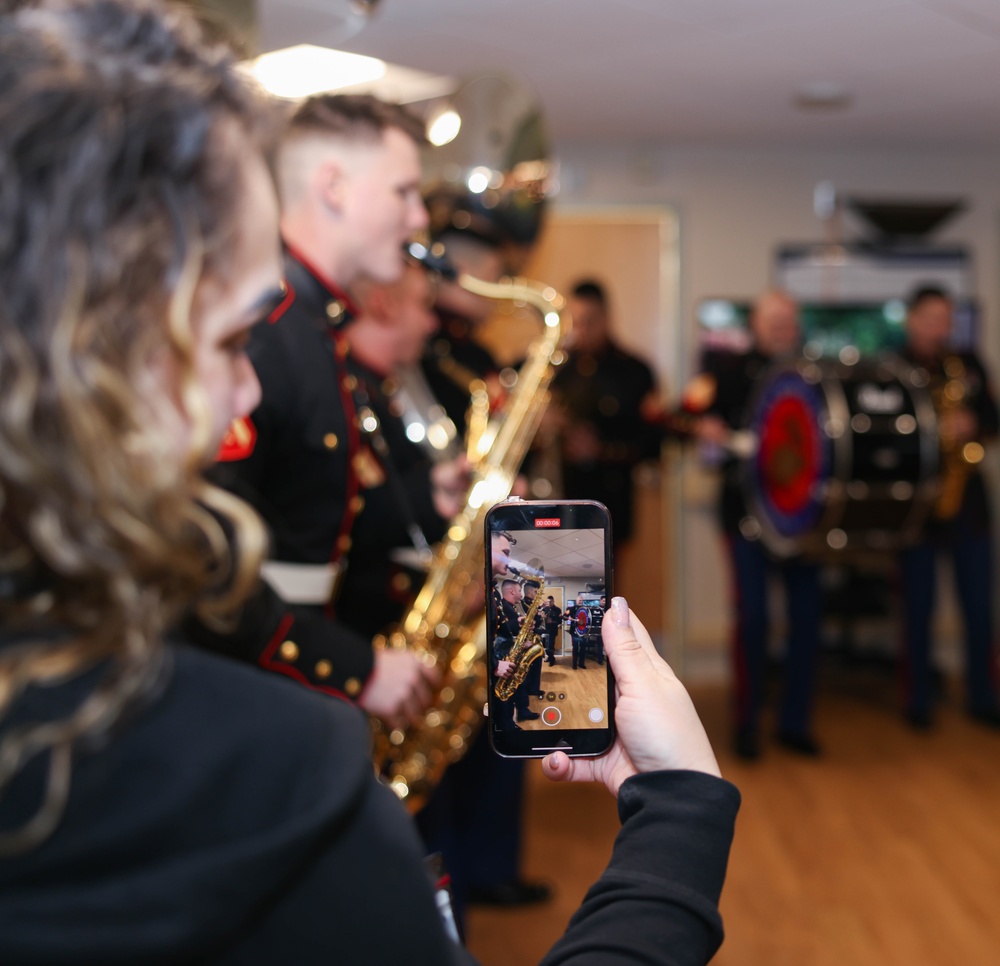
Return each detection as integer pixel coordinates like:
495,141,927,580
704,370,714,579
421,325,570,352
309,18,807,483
247,45,386,100
427,109,462,147
794,81,853,112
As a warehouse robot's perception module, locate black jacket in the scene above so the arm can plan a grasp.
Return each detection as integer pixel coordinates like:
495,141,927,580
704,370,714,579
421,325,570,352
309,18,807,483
192,248,375,699
334,354,449,639
0,643,740,966
899,346,998,534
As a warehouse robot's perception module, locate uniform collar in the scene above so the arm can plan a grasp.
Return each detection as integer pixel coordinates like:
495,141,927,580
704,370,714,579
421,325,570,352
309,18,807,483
283,242,360,329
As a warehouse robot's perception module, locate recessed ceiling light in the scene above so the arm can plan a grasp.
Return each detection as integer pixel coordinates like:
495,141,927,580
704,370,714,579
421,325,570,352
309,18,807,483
428,109,462,147
794,81,853,112
246,45,386,100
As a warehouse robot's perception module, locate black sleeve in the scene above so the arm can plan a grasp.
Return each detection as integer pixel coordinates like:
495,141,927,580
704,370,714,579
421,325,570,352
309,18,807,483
539,771,740,966
183,580,375,699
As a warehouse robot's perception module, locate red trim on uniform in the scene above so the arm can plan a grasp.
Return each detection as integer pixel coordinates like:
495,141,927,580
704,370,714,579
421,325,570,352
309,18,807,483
283,241,361,317
259,612,296,667
324,328,362,618
267,280,296,323
265,659,354,703
259,612,360,703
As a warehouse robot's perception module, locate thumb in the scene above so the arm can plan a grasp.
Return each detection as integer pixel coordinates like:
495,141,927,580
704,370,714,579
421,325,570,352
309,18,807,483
602,597,654,687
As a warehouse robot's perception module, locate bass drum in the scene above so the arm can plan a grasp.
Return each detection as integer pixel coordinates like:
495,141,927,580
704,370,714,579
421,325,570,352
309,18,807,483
742,356,939,558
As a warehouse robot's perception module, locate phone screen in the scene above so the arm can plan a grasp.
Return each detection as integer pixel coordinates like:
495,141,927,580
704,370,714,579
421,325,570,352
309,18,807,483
485,499,615,758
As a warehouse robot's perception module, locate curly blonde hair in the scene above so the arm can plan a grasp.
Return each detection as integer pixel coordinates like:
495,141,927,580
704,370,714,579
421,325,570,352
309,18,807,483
0,0,276,852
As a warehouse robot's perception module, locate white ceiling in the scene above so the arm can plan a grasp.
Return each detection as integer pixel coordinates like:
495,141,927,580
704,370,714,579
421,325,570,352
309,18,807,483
258,0,1000,150
505,528,606,580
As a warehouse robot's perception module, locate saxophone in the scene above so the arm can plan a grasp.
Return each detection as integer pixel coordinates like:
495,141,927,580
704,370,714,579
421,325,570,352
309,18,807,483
370,275,567,810
494,578,546,702
933,355,985,520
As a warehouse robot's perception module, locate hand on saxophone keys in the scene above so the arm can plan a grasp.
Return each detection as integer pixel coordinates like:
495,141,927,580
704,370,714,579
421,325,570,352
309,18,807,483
359,649,441,729
496,659,514,679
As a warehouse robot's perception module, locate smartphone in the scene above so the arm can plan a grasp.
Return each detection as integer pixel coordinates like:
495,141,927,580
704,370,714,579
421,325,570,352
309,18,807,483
484,498,615,758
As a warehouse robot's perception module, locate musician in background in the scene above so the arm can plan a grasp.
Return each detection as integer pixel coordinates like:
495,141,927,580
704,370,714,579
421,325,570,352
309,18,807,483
334,261,468,640
415,222,551,914
693,290,823,760
547,279,660,551
897,285,1000,729
542,594,562,666
566,594,590,669
422,226,506,438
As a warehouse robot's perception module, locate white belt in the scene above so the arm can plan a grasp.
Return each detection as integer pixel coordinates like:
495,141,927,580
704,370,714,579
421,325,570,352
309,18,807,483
388,546,433,572
261,560,342,605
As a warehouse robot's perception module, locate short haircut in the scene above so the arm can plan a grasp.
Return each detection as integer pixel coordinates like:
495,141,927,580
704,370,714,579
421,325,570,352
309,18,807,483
547,595,554,601
571,278,608,308
908,284,952,311
288,93,426,146
501,578,520,593
523,578,540,590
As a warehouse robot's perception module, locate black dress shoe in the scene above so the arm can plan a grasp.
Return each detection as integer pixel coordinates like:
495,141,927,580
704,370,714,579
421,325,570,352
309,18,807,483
734,728,760,761
777,731,822,757
467,879,553,907
906,708,933,731
518,709,540,721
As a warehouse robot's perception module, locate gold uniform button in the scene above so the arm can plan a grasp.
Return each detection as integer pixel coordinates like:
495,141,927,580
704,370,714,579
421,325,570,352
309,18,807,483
350,495,365,514
326,300,344,321
279,640,299,662
345,677,362,697
338,535,352,553
392,572,412,593
343,375,357,392
323,433,339,450
315,659,333,679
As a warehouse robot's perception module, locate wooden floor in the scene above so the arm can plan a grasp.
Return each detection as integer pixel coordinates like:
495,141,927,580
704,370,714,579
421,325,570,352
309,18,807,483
466,665,1000,965
517,655,610,732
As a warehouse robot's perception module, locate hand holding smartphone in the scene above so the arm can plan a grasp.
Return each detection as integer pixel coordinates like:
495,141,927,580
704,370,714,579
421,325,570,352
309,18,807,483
485,499,616,759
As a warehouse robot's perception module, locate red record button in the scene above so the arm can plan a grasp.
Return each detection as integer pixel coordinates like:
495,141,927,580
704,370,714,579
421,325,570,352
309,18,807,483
542,706,561,726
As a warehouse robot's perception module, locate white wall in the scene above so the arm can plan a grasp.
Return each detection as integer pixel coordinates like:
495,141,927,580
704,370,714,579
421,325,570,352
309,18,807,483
552,139,1000,672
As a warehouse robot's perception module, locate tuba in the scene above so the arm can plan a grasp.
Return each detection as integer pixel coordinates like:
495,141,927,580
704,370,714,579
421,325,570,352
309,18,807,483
494,577,546,702
370,74,564,810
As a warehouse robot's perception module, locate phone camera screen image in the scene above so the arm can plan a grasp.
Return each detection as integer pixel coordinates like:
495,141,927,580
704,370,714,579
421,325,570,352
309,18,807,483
486,500,615,758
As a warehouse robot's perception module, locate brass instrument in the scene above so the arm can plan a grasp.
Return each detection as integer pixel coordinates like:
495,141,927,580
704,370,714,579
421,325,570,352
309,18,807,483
494,577,546,702
371,276,567,810
933,355,985,520
370,71,561,811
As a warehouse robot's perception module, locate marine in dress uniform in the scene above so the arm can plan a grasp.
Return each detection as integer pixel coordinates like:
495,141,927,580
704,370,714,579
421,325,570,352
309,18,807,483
187,93,434,721
520,578,546,699
694,291,823,760
897,285,1000,728
490,583,519,732
542,595,561,665
334,348,451,640
190,247,375,700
